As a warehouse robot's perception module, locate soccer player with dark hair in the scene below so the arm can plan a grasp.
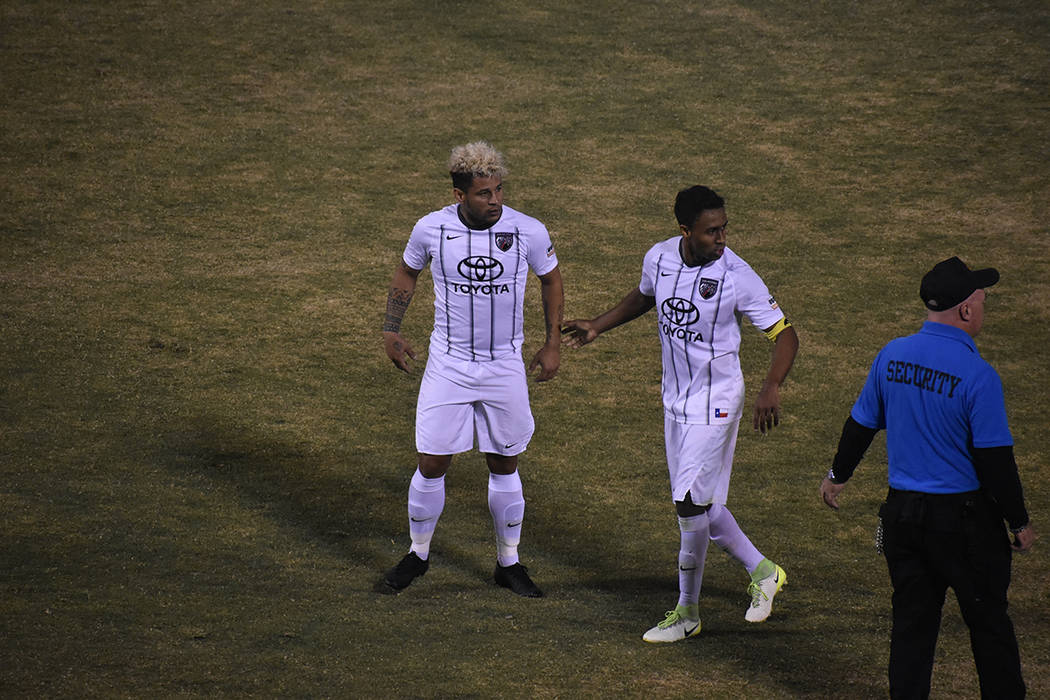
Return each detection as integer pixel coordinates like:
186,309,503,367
563,185,798,642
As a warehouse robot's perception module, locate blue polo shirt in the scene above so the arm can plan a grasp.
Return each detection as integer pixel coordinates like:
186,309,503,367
851,321,1013,493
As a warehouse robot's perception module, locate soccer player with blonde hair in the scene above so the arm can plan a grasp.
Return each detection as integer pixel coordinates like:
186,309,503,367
381,142,563,597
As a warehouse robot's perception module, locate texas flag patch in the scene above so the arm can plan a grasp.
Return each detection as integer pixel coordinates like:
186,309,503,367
714,408,729,418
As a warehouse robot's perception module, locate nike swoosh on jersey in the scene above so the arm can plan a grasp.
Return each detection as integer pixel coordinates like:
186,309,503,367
446,234,463,240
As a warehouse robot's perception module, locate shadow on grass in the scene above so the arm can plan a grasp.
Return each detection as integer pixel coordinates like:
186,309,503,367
146,414,888,697
151,418,409,568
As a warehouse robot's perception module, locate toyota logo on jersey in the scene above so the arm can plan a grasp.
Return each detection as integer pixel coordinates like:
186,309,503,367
661,297,700,326
458,256,504,282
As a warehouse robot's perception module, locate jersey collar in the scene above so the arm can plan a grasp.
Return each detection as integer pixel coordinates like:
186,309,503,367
677,239,725,269
919,320,977,353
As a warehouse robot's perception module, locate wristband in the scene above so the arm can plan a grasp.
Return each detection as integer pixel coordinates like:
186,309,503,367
826,468,848,485
1009,523,1029,535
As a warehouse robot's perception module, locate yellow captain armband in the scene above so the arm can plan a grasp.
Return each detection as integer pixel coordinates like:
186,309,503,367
763,318,792,341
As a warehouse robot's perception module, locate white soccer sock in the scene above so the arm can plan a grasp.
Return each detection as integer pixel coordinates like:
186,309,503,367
708,504,764,574
407,468,445,560
488,471,525,567
677,513,710,608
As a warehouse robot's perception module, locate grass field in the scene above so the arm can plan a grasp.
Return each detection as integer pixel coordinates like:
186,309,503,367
3,1,1049,697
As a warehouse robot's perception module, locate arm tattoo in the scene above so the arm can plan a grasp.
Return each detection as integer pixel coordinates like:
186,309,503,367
542,295,563,340
383,286,413,333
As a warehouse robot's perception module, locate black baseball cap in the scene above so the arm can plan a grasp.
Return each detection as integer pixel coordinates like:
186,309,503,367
920,256,999,311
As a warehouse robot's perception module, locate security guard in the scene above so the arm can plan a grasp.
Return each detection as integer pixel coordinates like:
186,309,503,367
820,256,1034,699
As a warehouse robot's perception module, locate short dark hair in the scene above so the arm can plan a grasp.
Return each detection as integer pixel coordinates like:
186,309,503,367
674,185,725,228
450,171,476,192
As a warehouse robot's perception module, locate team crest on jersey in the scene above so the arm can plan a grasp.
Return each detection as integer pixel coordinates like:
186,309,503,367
698,278,719,300
495,233,515,252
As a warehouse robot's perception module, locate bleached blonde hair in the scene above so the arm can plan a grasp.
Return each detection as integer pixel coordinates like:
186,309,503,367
448,141,507,190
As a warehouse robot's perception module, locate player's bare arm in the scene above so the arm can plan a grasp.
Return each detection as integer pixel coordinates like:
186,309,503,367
753,324,798,433
383,261,422,373
562,287,656,348
529,267,564,382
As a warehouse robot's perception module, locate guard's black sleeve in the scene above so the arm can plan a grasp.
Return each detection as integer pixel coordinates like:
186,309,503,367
972,445,1029,530
828,415,879,484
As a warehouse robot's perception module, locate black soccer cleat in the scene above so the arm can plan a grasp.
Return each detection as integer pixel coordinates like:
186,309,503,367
494,562,544,598
383,552,429,592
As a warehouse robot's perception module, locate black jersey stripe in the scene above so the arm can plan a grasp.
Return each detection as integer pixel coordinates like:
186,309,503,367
467,227,477,360
654,254,671,417
674,259,695,422
487,228,496,360
510,228,522,355
439,225,452,355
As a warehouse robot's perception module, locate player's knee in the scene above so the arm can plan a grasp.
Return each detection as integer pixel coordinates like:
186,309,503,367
676,492,711,517
485,453,519,475
418,453,452,478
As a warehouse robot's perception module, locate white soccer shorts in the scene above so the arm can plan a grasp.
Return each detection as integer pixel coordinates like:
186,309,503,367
664,417,740,505
415,352,535,457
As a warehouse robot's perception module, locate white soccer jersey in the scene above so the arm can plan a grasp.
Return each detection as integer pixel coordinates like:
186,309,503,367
639,239,785,425
403,203,558,362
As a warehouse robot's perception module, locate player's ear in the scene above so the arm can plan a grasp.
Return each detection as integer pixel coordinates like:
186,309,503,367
679,223,691,238
453,188,466,203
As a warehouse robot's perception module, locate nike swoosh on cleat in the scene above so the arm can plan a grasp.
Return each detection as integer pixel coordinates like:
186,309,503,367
685,623,700,636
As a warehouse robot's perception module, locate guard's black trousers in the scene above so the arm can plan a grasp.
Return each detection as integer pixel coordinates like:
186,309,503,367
881,488,1024,700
